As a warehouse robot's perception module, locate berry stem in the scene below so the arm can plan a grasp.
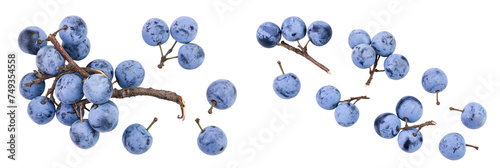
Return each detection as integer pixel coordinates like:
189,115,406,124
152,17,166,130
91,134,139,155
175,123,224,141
400,120,437,137
49,90,58,108
73,99,89,122
365,55,383,86
304,39,310,50
158,41,178,69
37,38,50,44
449,107,464,112
72,103,85,123
466,144,479,150
158,42,164,60
436,90,441,105
40,88,51,105
195,118,204,133
296,40,303,49
277,61,285,75
278,40,331,74
208,100,217,114
146,117,158,131
53,25,68,36
339,96,370,105
165,56,178,61
40,73,61,107
37,25,67,45
111,87,186,121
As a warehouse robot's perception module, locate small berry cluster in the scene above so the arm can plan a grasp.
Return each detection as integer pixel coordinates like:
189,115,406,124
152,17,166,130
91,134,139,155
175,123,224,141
19,16,185,155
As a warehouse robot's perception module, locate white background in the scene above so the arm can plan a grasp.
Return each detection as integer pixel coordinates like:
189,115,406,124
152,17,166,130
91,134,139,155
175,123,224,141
1,0,500,167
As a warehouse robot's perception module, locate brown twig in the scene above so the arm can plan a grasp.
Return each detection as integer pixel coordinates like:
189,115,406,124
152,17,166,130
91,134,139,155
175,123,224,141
449,107,464,112
74,99,90,109
466,144,479,150
158,41,178,69
400,120,437,136
365,55,383,86
24,70,57,87
72,102,87,123
56,65,71,71
40,87,54,105
71,87,186,121
208,100,217,114
277,61,285,75
40,71,63,107
36,26,67,45
49,91,58,108
436,90,441,105
73,99,90,122
278,40,331,74
112,87,186,121
24,68,107,87
42,67,99,110
339,96,370,105
41,26,90,78
32,26,93,83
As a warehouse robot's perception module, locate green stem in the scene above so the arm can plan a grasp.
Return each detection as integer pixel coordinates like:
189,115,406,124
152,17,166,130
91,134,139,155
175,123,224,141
146,117,158,131
165,56,178,61
158,41,178,69
195,118,204,133
159,42,164,59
